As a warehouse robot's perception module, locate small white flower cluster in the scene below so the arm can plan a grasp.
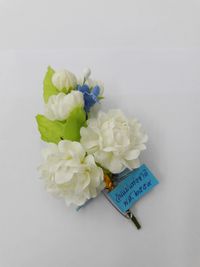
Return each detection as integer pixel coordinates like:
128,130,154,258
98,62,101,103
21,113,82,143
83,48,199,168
38,67,148,207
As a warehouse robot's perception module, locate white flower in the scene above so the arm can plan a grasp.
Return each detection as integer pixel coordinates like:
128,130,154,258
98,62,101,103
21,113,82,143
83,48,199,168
44,91,84,121
39,140,104,206
80,109,148,174
52,69,77,92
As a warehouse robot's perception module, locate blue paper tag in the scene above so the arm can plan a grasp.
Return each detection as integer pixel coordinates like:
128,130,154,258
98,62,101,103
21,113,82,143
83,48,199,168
108,164,159,213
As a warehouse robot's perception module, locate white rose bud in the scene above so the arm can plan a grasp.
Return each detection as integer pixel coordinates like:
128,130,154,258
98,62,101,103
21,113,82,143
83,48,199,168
52,69,77,92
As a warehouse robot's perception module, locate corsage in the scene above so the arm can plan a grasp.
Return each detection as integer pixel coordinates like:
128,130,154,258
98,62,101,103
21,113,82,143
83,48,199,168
36,67,159,229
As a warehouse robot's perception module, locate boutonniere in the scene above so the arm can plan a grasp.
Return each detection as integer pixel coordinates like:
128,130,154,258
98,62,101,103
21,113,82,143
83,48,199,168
36,67,159,229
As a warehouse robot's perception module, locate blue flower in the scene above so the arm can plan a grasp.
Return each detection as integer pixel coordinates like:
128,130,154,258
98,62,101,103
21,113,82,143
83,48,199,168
77,84,100,113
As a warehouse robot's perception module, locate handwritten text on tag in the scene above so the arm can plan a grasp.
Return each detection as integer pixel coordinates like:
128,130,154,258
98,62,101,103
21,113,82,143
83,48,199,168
108,164,159,213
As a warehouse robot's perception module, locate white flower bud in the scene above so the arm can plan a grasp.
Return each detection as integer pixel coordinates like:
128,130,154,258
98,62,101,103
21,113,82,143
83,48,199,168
52,69,77,92
82,67,91,81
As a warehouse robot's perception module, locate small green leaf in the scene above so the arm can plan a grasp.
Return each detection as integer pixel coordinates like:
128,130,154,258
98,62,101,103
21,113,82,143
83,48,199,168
63,107,86,141
43,66,59,103
36,114,65,144
36,107,86,144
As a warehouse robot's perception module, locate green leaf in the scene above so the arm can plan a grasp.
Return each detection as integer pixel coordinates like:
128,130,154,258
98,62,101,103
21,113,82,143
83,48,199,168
43,66,59,103
63,107,86,141
36,114,65,144
36,107,86,144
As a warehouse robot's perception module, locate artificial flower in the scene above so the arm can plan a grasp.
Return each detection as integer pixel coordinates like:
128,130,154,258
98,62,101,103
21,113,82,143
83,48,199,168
78,84,100,112
39,140,104,206
80,109,148,173
52,69,77,92
82,67,91,82
44,91,84,121
78,68,104,97
84,78,104,97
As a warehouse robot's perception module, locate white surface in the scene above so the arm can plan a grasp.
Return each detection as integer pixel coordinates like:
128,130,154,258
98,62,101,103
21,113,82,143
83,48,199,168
0,1,200,267
0,0,200,49
0,49,199,267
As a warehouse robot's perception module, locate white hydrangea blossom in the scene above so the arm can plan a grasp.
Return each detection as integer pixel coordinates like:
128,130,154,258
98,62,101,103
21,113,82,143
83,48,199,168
52,69,77,92
39,140,104,206
80,109,148,173
44,91,84,121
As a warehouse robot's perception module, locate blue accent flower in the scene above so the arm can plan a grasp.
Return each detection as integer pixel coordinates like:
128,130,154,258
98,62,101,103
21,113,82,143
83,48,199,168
77,84,100,113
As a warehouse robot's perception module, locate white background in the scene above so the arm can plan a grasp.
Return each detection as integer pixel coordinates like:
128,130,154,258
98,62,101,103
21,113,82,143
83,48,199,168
0,1,200,267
